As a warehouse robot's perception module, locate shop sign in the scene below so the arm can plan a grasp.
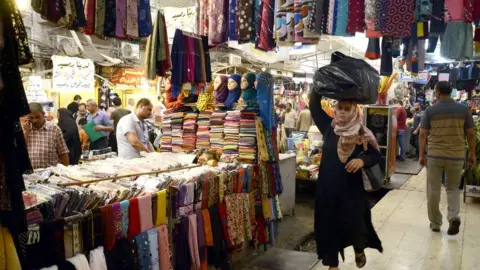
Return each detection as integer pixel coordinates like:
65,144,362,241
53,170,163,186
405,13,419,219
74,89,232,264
52,55,95,91
413,72,430,84
99,67,158,87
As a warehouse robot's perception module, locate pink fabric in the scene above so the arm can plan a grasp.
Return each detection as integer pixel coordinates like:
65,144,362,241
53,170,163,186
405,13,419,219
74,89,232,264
445,0,463,21
157,225,173,270
188,214,201,270
138,195,154,232
208,0,227,45
115,0,126,38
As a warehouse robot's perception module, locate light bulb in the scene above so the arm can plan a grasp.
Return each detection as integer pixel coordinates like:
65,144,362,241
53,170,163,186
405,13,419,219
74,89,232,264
16,0,28,11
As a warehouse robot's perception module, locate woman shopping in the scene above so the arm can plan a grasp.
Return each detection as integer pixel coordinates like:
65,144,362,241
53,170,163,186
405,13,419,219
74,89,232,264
309,92,383,269
58,108,82,165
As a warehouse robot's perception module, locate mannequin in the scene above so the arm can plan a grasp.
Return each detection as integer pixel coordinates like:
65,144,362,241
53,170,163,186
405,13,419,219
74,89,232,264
196,83,215,111
224,74,242,109
213,75,229,104
241,72,257,105
165,77,185,109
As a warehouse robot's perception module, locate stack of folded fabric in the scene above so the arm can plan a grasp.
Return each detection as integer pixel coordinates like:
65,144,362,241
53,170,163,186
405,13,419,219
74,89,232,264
183,112,198,152
210,110,226,152
223,111,241,156
171,112,185,152
160,111,172,152
196,111,212,149
239,110,258,163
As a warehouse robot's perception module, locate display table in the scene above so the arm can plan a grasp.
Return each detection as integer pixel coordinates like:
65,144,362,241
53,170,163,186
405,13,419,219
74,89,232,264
279,153,296,216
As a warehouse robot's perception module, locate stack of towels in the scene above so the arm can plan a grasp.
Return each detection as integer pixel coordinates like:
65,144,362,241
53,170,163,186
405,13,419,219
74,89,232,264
183,112,198,152
160,112,172,152
238,111,258,163
196,111,212,149
223,111,241,156
171,112,185,153
210,110,226,152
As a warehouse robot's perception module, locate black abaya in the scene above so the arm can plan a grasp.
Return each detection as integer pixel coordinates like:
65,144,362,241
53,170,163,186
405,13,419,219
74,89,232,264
58,108,82,165
310,93,383,267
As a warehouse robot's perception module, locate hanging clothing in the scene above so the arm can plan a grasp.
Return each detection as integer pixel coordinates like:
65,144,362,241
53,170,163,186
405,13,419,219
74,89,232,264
414,0,432,22
440,21,473,60
238,0,254,42
256,0,276,51
229,0,238,40
208,0,228,45
94,0,106,37
115,0,127,38
346,0,365,34
84,0,96,35
104,0,116,37
126,0,139,38
383,0,415,37
138,0,152,37
0,225,21,269
198,0,209,36
444,0,463,22
380,37,393,76
256,72,275,131
333,0,351,36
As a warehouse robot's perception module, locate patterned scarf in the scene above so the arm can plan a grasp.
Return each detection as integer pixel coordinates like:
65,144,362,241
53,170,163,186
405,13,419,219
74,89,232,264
332,102,379,163
256,72,275,130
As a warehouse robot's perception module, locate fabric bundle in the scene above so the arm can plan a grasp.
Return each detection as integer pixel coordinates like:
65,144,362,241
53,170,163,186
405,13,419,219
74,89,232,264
196,111,213,149
32,0,86,29
171,112,186,153
145,11,171,80
160,112,172,152
239,110,258,163
210,111,227,151
183,112,198,152
223,111,241,156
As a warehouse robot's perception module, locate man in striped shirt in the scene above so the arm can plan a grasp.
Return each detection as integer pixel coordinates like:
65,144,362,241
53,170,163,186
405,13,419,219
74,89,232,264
419,81,476,235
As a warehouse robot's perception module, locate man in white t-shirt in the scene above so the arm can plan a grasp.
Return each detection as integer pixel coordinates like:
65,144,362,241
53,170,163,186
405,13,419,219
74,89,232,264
116,98,154,159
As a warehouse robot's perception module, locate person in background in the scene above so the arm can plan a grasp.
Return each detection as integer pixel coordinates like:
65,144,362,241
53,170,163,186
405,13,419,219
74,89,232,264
411,102,424,160
78,118,90,151
106,93,120,118
296,105,313,132
283,103,297,137
396,101,408,161
22,103,69,169
57,108,81,165
110,97,131,153
127,98,135,111
116,98,154,159
154,96,166,125
73,103,87,131
419,81,476,235
67,95,82,115
86,99,114,150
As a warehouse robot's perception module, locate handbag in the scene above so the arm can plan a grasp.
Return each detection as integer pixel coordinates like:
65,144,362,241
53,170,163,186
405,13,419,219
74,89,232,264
358,152,384,192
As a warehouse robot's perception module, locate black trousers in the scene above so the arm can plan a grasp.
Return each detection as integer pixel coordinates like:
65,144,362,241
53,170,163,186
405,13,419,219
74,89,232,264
324,247,364,267
90,136,109,150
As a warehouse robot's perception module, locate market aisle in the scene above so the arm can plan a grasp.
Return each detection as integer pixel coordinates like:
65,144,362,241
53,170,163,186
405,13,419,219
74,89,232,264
312,168,480,270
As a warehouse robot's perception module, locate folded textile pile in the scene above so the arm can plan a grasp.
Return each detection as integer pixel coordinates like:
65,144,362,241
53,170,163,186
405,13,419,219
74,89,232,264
223,111,240,156
196,111,212,149
171,112,185,152
160,112,172,152
210,110,226,152
183,112,198,152
239,111,258,163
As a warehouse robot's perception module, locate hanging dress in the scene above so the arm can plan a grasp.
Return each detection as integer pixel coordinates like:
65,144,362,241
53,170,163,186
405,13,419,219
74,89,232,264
138,0,152,37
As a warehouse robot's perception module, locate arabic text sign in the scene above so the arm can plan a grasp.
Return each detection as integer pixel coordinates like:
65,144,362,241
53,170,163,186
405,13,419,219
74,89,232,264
52,55,95,91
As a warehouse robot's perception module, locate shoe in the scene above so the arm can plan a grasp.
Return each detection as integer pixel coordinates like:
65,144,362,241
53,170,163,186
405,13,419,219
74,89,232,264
430,224,440,232
355,252,366,268
447,219,461,235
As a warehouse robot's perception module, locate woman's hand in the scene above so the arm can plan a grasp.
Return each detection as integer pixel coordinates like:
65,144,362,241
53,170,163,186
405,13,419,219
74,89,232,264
345,159,365,173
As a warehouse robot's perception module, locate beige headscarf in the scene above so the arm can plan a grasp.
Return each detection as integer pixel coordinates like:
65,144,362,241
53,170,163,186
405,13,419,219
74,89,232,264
332,102,379,163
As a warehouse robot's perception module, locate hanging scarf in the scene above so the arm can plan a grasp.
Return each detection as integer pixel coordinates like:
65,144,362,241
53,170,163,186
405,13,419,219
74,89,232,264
115,0,126,38
255,0,276,51
238,0,254,42
94,0,106,37
208,0,228,45
229,0,238,40
224,74,242,109
242,72,257,104
214,75,229,103
145,10,160,80
104,0,116,37
125,0,139,38
332,102,379,163
256,72,275,130
84,0,96,35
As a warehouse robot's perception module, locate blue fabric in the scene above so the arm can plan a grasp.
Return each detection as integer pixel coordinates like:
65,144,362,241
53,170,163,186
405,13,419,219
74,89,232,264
256,72,275,130
120,200,130,238
171,29,184,98
104,0,116,37
333,0,350,37
229,0,238,40
224,74,242,109
397,130,406,159
147,229,159,270
86,111,113,137
135,232,152,269
242,72,257,105
138,0,153,37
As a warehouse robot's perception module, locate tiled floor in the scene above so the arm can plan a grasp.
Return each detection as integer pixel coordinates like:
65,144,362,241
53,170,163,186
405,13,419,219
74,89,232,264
312,168,480,270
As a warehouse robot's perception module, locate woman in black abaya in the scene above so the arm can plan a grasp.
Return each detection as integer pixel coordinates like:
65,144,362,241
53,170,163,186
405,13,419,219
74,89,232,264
310,92,383,270
58,108,82,165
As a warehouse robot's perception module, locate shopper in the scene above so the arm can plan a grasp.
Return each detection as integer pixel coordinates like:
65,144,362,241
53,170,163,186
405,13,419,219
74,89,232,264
127,98,135,111
411,102,424,160
283,103,297,137
22,103,69,169
116,98,154,159
86,99,114,150
78,118,90,151
110,97,131,153
396,101,407,161
67,95,82,115
296,106,313,132
57,108,82,165
73,103,87,131
309,93,383,270
419,81,476,235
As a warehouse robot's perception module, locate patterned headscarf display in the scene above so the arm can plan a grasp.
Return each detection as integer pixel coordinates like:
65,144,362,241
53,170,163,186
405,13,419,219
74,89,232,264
242,72,257,104
214,75,229,103
256,72,275,130
332,101,380,163
224,74,242,109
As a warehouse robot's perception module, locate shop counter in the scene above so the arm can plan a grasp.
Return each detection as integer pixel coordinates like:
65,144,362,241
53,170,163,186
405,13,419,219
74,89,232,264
279,153,296,216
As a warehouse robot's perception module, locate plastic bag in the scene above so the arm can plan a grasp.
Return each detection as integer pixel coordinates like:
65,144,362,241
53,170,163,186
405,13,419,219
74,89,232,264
313,52,380,104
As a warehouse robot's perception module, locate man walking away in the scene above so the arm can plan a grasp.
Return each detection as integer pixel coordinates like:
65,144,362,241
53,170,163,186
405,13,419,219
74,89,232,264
116,98,154,159
296,105,313,132
396,101,408,161
67,95,82,115
86,99,114,150
411,102,424,160
110,97,131,153
419,81,476,235
283,103,297,137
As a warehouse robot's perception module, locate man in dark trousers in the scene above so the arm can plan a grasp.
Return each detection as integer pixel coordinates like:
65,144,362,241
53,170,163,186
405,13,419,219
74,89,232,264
396,101,408,161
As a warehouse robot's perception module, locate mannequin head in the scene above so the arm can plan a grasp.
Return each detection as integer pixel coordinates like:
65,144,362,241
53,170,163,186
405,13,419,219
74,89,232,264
214,75,229,103
228,74,242,91
241,76,249,90
242,72,256,90
214,75,223,90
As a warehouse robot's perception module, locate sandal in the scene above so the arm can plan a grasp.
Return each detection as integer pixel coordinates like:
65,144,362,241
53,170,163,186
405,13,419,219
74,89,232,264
355,253,366,268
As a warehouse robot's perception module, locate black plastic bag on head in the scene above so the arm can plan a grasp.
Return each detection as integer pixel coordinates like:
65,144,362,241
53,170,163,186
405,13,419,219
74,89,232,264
313,52,380,104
